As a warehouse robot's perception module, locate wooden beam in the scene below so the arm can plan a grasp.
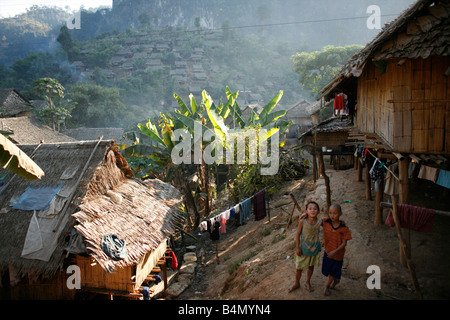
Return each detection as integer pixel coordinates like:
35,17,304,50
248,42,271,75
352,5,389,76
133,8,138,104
388,99,450,103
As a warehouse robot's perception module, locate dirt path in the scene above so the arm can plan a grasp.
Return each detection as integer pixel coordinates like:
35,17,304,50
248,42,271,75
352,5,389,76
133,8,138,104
175,167,450,300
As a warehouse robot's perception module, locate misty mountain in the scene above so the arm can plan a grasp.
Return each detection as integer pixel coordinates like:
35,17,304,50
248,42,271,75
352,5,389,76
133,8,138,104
0,0,416,66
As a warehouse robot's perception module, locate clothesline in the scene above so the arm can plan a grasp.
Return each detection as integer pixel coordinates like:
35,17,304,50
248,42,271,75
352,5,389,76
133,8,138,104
198,187,267,231
380,202,450,218
366,149,400,182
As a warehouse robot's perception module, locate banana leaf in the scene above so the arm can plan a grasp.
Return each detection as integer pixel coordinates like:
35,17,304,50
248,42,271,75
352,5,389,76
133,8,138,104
258,90,283,123
137,119,165,146
0,134,44,180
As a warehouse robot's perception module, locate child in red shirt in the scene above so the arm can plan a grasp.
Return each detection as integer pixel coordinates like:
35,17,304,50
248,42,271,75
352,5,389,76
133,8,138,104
321,204,352,296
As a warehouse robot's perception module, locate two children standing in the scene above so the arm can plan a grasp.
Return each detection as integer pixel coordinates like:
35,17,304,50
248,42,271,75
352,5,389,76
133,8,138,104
289,201,352,296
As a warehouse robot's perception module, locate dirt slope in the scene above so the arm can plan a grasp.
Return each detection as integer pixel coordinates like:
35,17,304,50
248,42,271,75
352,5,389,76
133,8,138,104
176,168,450,300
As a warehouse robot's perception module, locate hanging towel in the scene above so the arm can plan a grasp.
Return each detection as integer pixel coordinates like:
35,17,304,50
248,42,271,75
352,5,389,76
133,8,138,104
198,221,208,232
253,190,266,221
239,198,251,224
436,169,450,189
230,207,236,218
418,165,439,183
384,163,399,195
219,215,227,233
385,204,435,233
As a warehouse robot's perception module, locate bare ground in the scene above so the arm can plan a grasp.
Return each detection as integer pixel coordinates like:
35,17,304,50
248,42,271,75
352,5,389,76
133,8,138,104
175,167,450,300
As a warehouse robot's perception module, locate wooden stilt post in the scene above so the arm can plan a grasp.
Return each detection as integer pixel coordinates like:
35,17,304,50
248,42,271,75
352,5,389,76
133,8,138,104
357,158,363,182
312,153,318,182
365,163,372,200
162,260,168,291
390,196,423,300
398,156,411,267
375,176,384,225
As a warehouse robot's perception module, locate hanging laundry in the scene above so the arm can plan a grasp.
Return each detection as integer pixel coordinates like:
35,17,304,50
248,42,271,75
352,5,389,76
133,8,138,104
222,209,231,220
385,204,435,233
436,169,450,189
219,215,227,233
198,220,208,232
239,198,252,224
384,163,399,195
333,93,345,116
230,207,236,218
369,158,385,192
418,165,439,183
408,162,421,180
253,190,266,221
209,220,221,241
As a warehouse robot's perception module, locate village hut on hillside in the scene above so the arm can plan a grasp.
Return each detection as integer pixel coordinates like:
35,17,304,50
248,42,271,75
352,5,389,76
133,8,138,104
299,117,355,170
285,99,313,139
0,116,77,145
0,88,33,118
316,0,450,298
0,140,182,299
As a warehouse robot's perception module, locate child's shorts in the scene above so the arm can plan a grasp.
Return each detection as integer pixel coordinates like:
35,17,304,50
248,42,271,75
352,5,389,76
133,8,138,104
294,253,320,270
321,252,343,279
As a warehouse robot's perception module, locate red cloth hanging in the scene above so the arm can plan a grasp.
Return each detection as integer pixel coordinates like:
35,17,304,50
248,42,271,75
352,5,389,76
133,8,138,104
385,204,435,232
334,93,344,110
170,250,178,270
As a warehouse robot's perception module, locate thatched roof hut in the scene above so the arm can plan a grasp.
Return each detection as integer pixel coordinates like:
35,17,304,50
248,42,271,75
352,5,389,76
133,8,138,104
0,140,182,299
0,116,77,144
0,88,33,118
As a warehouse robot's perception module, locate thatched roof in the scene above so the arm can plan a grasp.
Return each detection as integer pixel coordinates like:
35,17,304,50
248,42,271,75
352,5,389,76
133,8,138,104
0,116,77,144
320,0,450,98
0,88,33,117
299,116,354,139
0,140,182,278
286,100,311,118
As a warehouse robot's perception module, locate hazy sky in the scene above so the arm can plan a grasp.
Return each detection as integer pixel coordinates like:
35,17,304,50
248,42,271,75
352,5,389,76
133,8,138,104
0,0,112,18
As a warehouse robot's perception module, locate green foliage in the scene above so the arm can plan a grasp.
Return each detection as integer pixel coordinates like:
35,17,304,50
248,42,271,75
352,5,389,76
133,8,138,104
32,77,74,130
291,45,363,97
68,83,137,128
231,152,309,201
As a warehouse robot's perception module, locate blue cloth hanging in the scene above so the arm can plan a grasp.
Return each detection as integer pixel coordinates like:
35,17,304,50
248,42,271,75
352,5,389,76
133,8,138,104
436,169,450,189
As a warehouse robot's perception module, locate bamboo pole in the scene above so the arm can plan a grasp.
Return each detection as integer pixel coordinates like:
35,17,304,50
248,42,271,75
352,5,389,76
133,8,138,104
398,157,411,267
375,177,384,225
365,163,372,200
390,196,423,300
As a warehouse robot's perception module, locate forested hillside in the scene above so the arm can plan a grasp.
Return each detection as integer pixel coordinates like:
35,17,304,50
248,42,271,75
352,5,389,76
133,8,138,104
0,0,416,130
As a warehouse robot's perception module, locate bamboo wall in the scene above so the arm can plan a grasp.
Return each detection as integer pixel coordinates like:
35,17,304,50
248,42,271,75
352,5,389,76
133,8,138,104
6,270,76,300
356,56,450,154
76,255,134,293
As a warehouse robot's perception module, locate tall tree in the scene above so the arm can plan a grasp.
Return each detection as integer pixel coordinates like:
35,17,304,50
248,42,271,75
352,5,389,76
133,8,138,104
291,45,363,97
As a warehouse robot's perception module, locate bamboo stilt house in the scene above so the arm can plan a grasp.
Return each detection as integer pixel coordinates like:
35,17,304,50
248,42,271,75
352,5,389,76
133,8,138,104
0,140,182,299
319,0,450,155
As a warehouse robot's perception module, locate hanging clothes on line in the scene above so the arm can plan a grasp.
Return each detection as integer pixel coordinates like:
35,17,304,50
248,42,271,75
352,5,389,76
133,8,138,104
436,169,450,189
333,93,345,116
418,165,439,183
384,162,399,196
253,189,266,221
239,197,252,224
385,204,435,233
369,158,385,192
